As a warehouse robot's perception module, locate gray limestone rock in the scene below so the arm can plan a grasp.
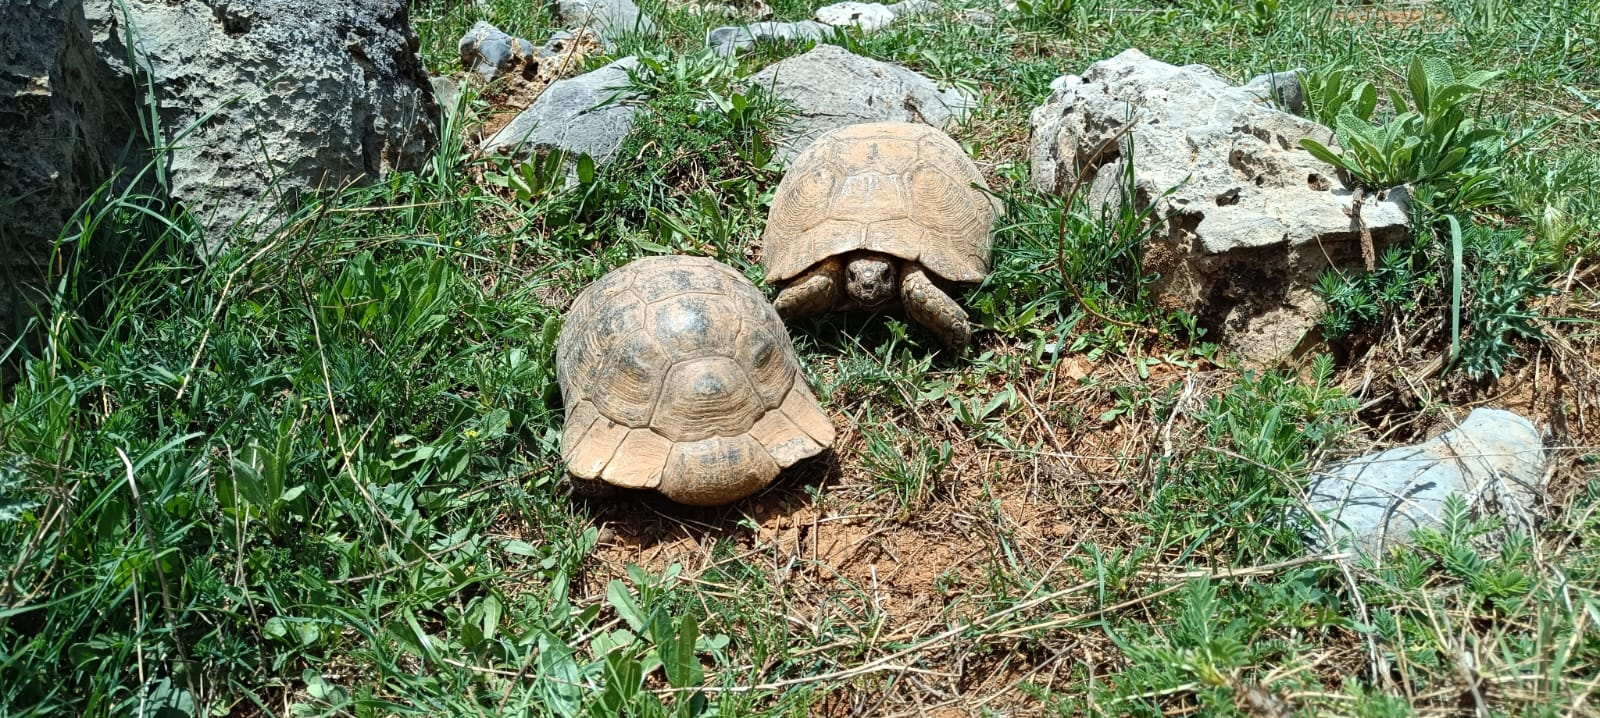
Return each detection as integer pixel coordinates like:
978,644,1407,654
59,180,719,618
747,44,976,162
88,0,440,242
0,0,126,340
556,0,656,39
0,0,438,339
482,57,643,168
1305,408,1549,560
1029,49,1411,366
706,20,832,56
459,21,544,80
457,23,610,83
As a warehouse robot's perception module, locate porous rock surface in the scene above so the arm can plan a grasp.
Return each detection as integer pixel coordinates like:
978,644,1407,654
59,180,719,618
1029,48,1411,366
0,0,438,337
458,20,590,81
482,57,643,168
100,0,439,239
1305,408,1549,560
1,0,121,339
748,44,975,162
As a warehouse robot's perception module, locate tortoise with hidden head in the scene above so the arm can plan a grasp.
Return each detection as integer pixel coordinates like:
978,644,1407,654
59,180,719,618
555,255,836,506
761,121,1000,349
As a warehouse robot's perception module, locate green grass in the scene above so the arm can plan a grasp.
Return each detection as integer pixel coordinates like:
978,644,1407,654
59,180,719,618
4,0,1600,715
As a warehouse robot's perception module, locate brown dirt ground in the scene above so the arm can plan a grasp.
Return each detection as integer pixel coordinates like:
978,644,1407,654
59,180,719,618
1333,4,1453,30
551,296,1600,714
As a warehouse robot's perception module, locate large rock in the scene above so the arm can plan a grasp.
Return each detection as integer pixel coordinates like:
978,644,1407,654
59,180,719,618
1305,408,1549,560
89,0,440,242
1029,49,1411,366
482,57,643,168
748,44,975,162
1,0,128,340
0,0,438,341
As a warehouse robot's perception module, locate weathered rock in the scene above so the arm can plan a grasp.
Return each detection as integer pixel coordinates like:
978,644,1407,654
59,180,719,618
456,22,607,114
748,44,975,162
459,20,541,79
557,0,656,38
97,0,439,240
706,20,832,56
482,57,643,168
1029,49,1409,366
1305,408,1549,560
0,0,126,340
815,1,896,30
0,0,438,338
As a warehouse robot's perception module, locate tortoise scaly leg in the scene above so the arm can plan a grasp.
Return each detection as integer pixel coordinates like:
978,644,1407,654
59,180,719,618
773,257,845,319
901,263,971,350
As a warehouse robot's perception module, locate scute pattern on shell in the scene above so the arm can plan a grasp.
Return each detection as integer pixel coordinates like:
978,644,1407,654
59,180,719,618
556,255,836,506
762,122,997,285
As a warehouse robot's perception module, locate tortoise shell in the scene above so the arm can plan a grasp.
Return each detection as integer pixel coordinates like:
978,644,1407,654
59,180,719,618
555,255,835,506
762,122,998,286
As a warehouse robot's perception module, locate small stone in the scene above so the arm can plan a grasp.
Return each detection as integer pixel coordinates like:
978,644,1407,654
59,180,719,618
430,76,461,113
962,8,995,24
1305,408,1549,560
815,1,896,30
458,20,537,80
706,20,832,56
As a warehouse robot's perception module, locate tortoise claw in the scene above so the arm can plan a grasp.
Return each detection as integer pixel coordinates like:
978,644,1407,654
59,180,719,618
773,258,845,319
901,264,971,350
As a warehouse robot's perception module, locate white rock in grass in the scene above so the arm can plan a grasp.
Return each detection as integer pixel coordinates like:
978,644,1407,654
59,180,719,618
1304,408,1549,560
815,1,896,30
1028,48,1411,366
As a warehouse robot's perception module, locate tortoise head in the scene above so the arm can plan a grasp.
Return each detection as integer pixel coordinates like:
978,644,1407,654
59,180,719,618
845,253,897,308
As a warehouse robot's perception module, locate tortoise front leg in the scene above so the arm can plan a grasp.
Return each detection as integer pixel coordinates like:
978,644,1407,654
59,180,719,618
773,257,845,319
901,263,971,349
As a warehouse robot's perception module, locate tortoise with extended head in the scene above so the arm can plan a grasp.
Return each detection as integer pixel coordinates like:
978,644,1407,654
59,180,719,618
556,255,836,506
761,122,999,349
